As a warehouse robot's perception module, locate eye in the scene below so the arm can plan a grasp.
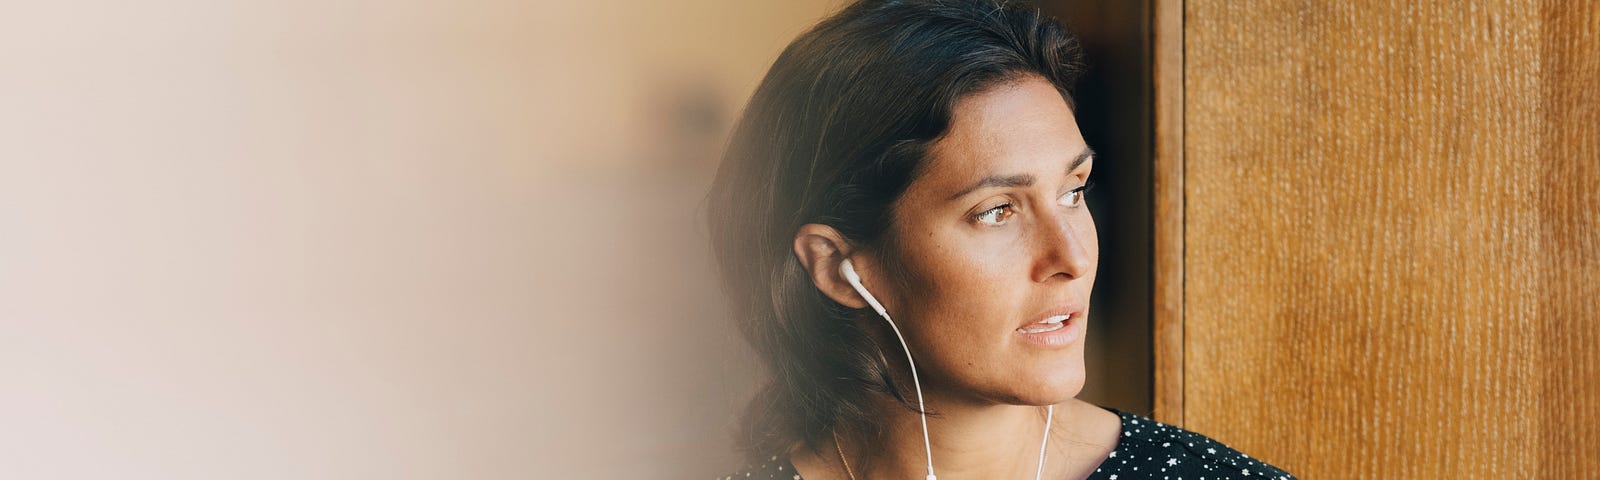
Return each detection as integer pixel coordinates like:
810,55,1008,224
1060,183,1091,208
974,203,1015,225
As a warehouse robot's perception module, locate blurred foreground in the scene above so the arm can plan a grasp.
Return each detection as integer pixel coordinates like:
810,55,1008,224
1,0,842,477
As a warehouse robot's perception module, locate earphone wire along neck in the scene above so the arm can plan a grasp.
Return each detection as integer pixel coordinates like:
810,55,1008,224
839,258,936,480
838,258,1053,480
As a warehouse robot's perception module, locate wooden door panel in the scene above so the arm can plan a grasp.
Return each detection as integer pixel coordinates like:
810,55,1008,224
1176,1,1599,477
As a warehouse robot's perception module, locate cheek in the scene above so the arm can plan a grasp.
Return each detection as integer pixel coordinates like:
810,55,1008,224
897,229,1030,332
893,233,1039,390
1081,213,1100,258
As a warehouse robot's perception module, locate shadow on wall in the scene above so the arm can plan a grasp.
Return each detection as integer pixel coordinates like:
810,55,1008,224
1040,0,1156,417
528,2,855,477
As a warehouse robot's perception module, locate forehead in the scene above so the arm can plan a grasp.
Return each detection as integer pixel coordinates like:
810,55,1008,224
919,76,1088,187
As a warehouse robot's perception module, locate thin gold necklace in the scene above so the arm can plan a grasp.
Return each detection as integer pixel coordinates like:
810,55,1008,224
831,430,858,480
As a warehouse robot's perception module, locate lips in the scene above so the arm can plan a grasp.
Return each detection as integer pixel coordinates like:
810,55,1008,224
1015,305,1086,333
1017,314,1071,334
1013,305,1088,349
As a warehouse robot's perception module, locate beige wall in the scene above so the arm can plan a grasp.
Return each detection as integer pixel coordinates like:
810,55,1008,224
1,1,841,478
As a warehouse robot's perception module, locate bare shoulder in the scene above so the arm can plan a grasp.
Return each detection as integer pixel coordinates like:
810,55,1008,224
1062,398,1123,447
1048,399,1122,477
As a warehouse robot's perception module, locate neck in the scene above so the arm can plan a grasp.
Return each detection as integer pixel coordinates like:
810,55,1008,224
843,394,1058,480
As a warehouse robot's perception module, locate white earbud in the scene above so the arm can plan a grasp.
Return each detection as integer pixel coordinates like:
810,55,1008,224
837,257,1053,480
840,258,936,480
839,258,890,319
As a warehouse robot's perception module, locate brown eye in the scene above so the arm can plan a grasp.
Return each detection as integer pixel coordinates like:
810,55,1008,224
975,203,1015,225
1059,185,1089,208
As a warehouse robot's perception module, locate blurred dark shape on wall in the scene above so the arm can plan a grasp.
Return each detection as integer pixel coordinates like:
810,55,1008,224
1039,0,1156,416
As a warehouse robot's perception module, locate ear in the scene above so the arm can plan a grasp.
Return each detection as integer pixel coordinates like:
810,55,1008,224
793,223,868,309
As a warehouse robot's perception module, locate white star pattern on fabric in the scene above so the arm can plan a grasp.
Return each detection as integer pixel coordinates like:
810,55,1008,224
719,409,1295,480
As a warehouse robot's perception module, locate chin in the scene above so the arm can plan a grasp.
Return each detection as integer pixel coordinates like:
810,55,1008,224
999,357,1086,406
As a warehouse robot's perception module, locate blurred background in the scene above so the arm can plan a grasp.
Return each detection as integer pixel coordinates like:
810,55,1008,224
0,0,1158,478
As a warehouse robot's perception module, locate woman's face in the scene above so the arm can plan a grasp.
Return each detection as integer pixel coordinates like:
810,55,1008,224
872,75,1097,407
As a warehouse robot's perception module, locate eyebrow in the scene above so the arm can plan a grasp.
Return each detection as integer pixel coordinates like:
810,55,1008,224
946,147,1096,201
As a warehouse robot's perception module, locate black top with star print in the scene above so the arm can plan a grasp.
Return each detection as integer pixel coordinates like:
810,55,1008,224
717,408,1296,480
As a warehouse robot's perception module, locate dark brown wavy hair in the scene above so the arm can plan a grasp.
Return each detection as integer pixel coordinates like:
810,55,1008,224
706,0,1086,459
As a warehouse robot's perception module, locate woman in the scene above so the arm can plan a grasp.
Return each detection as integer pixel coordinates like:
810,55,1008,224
708,1,1294,478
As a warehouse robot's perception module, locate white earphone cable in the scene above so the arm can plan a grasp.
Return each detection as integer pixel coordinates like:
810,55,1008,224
841,258,1053,480
1035,404,1053,480
842,259,936,480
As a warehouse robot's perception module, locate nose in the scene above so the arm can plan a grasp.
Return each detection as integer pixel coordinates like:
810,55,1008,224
1031,208,1094,283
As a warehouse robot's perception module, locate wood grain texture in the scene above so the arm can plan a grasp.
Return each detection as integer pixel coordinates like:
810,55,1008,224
1151,0,1186,427
1181,1,1600,478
